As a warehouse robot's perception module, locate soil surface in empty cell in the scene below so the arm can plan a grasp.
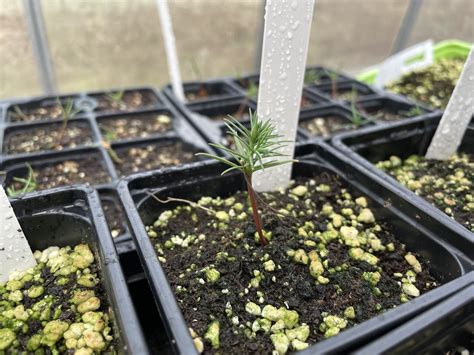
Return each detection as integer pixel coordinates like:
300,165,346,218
0,244,116,353
101,197,127,238
324,87,364,102
377,153,474,232
4,121,94,154
185,85,229,102
299,115,356,137
146,173,438,354
8,98,80,123
114,141,199,176
206,106,252,122
300,95,316,108
6,156,111,194
386,58,464,110
99,113,173,141
94,90,160,113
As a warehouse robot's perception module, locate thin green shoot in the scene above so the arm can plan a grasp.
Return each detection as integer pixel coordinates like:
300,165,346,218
196,110,296,246
7,163,37,197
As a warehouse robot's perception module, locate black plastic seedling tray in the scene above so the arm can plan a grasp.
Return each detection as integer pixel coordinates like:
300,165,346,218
332,113,474,258
355,279,474,354
9,186,148,354
0,86,215,246
118,141,472,354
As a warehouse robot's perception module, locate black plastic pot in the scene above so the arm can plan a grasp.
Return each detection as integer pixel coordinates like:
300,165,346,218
332,113,474,258
355,95,432,124
118,141,472,354
355,279,474,354
9,186,148,354
298,103,375,141
306,79,378,105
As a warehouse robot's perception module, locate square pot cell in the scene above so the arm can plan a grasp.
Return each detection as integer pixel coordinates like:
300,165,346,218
304,67,351,86
182,81,242,103
233,76,326,109
356,283,474,354
112,138,202,176
120,147,467,354
187,98,257,123
91,88,162,114
299,106,372,139
1,150,112,195
332,114,474,254
99,190,129,239
3,119,95,155
356,97,428,122
311,81,376,103
127,276,172,353
6,96,84,123
5,187,146,353
97,110,174,142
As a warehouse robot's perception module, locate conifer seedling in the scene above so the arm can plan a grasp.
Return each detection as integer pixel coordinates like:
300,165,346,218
197,110,296,246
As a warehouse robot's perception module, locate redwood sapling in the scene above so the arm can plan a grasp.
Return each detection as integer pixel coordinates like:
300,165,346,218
197,110,296,246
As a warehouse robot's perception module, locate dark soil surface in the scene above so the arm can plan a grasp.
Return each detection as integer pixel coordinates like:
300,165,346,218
185,85,229,102
6,155,111,193
299,115,355,137
8,98,81,123
300,95,317,108
4,121,94,154
114,141,199,176
147,173,438,354
101,197,127,238
94,90,160,113
98,112,173,141
386,58,465,110
376,153,474,232
206,106,252,122
0,244,116,353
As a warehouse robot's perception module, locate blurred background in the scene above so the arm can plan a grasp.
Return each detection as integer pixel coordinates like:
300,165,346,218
1,0,473,100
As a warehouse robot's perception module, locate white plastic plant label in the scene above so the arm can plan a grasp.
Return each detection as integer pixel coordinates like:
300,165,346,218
425,48,474,160
375,40,434,88
156,0,185,102
0,186,36,283
253,0,315,192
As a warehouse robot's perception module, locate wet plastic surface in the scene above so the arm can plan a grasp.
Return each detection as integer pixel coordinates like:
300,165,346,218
9,186,148,354
355,279,474,354
332,113,474,259
118,141,472,354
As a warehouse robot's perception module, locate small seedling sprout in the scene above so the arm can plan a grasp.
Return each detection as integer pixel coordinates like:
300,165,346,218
197,110,296,246
106,90,125,103
304,68,322,85
190,58,208,98
349,102,370,127
402,106,424,117
10,105,29,121
328,70,339,99
57,98,81,145
7,163,37,197
100,129,123,164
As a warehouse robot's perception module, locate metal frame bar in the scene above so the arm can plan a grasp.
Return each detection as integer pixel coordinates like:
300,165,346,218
391,0,424,55
23,0,57,95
